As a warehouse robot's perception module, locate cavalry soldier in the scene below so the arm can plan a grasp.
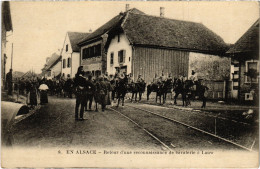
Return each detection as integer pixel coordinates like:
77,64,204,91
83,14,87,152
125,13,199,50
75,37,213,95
136,74,144,83
160,71,167,83
189,70,198,90
189,70,198,83
152,73,160,84
85,74,95,111
74,66,87,121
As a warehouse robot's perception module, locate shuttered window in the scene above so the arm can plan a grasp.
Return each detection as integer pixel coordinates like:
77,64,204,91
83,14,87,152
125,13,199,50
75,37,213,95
66,44,68,52
63,59,66,68
118,50,126,64
67,58,71,68
110,52,114,64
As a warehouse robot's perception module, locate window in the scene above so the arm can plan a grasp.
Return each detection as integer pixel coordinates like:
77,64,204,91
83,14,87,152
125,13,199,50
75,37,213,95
82,44,102,60
67,58,71,68
66,44,68,52
118,34,120,43
110,52,114,64
63,59,66,68
245,60,259,83
118,50,126,63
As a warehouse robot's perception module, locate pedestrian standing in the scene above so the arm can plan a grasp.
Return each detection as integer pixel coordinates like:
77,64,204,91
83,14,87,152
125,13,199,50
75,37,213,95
39,79,49,105
85,75,95,111
74,66,87,120
98,77,107,111
6,69,13,95
28,81,38,109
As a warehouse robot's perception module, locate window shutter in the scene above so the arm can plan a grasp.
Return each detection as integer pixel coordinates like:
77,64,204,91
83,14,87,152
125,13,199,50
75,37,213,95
118,51,120,63
123,50,126,63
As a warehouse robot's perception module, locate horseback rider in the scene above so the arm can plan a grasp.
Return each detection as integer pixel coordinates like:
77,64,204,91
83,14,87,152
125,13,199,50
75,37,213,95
136,74,144,83
189,70,198,91
160,71,167,83
128,73,134,84
152,73,159,84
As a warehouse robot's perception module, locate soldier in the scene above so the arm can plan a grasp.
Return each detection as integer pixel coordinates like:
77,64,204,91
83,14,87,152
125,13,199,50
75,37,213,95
64,74,73,98
189,70,198,83
160,71,167,83
74,66,87,121
128,73,134,84
85,75,95,111
136,74,144,83
152,73,159,84
6,69,13,95
98,77,108,111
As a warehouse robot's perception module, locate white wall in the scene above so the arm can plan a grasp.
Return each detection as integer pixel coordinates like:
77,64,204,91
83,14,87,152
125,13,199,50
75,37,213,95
51,60,62,78
61,33,73,78
71,52,80,78
107,33,132,75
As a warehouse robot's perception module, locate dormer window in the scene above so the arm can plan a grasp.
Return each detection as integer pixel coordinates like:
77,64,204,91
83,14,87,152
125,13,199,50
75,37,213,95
66,44,68,52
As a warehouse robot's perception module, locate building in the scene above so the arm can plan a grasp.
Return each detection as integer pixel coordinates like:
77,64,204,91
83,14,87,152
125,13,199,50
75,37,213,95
1,1,13,89
103,7,230,99
227,19,259,102
77,9,145,77
61,32,89,78
42,53,61,79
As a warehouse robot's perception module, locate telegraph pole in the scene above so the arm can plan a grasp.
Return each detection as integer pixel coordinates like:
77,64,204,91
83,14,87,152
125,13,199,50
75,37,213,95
11,43,13,70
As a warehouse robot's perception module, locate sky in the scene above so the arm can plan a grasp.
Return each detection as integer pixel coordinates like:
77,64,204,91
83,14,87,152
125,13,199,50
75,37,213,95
5,1,259,74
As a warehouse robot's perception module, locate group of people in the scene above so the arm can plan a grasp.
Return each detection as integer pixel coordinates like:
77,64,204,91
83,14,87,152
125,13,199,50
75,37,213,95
11,76,49,109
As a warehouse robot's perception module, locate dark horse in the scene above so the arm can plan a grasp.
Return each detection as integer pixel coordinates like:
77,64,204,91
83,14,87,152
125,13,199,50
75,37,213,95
129,82,146,102
174,79,208,108
115,77,128,107
147,79,173,104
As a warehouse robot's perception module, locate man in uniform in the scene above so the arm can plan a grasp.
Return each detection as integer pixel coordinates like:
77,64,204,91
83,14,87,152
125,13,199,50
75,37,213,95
160,71,167,83
98,77,108,111
65,74,73,98
6,69,13,95
189,70,198,83
136,74,144,83
85,74,95,111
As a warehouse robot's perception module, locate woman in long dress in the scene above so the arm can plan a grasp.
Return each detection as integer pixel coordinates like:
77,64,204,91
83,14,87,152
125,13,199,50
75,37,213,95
28,81,38,109
39,79,49,104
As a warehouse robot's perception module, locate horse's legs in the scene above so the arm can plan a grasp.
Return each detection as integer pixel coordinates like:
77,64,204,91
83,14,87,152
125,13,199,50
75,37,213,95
201,96,206,108
139,92,142,101
174,92,179,104
117,95,120,107
135,92,137,102
147,88,150,100
131,93,134,102
156,93,158,103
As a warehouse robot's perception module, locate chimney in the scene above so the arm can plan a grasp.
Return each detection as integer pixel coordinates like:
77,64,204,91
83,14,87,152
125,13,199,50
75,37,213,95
46,57,50,63
125,4,130,11
160,7,165,17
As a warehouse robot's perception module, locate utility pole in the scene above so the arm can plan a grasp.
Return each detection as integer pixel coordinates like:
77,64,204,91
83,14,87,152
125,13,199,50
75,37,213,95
11,43,13,70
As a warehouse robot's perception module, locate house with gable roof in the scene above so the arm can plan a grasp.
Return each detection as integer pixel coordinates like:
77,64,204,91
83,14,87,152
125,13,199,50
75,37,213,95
79,5,231,99
227,19,259,102
61,32,89,78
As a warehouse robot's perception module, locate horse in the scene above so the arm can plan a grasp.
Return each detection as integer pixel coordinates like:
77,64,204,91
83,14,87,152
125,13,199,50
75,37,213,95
129,82,146,102
147,82,164,104
173,79,208,108
115,77,128,107
160,79,174,104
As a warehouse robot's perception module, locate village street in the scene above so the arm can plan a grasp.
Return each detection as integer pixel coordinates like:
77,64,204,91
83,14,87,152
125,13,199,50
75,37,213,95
10,96,258,151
